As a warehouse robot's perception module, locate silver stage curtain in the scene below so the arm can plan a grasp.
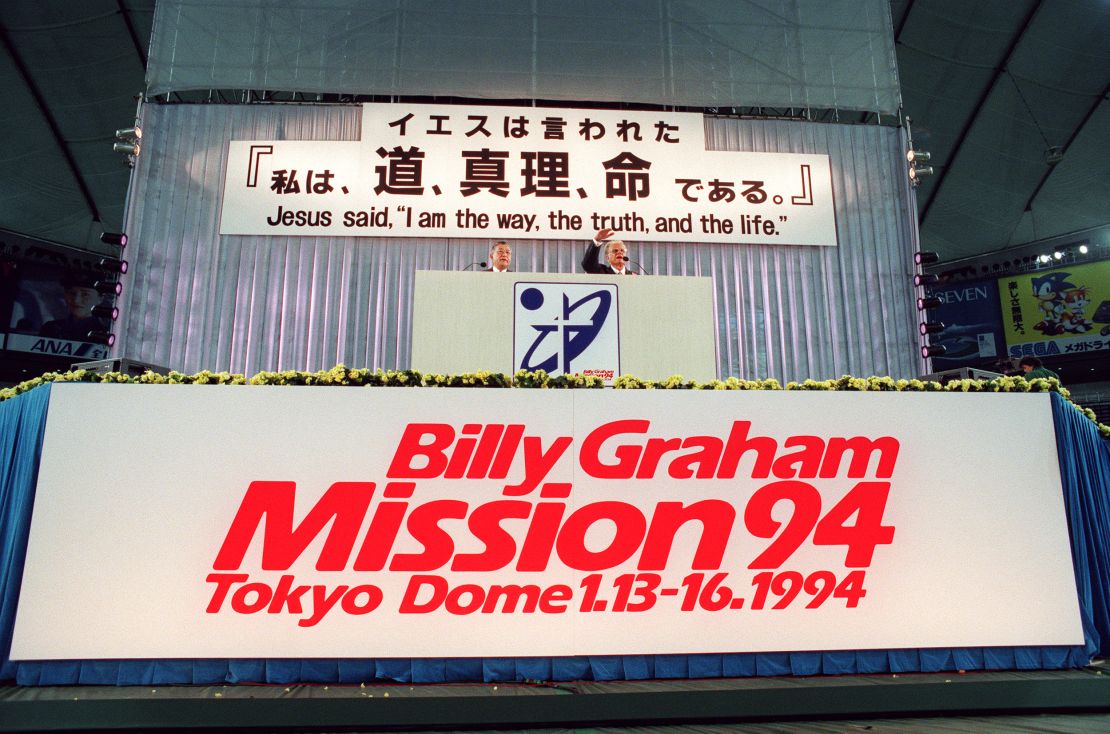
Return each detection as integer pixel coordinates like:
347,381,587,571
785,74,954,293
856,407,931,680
146,0,900,115
117,103,917,382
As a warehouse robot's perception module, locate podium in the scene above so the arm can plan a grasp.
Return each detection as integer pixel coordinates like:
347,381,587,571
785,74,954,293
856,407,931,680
412,271,717,381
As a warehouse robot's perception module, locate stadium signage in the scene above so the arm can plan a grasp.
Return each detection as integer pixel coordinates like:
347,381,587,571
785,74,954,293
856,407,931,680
11,386,1083,659
219,104,838,245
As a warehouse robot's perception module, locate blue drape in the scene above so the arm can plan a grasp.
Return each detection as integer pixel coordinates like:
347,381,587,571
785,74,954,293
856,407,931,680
2,388,1105,685
0,385,52,682
1052,393,1110,657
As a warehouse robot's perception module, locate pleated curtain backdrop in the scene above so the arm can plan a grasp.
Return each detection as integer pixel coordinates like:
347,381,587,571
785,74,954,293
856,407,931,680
117,103,918,382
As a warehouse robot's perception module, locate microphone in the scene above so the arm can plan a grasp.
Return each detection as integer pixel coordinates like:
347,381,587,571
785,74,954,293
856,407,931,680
622,256,650,275
463,261,488,271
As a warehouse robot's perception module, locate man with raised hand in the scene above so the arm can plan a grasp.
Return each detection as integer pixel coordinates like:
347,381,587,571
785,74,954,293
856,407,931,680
581,228,636,275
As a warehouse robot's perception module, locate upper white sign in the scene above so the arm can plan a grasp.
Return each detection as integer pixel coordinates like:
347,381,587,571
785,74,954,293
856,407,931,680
219,104,838,245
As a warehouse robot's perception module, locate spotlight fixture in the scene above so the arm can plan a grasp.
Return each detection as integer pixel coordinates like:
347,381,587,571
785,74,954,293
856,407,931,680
99,257,129,274
1038,254,1052,264
95,279,123,296
908,165,934,181
920,321,945,336
914,251,940,265
114,126,142,160
1053,251,1064,260
1079,244,1089,254
904,120,932,188
92,304,120,321
86,330,116,347
917,296,942,311
100,232,127,247
921,344,947,358
914,273,939,287
113,141,140,156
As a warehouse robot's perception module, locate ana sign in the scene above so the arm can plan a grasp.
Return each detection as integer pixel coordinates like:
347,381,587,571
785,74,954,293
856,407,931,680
4,333,109,360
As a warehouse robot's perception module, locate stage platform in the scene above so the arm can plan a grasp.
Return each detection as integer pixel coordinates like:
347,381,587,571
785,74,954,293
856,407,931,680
2,665,1108,733
2,382,1108,734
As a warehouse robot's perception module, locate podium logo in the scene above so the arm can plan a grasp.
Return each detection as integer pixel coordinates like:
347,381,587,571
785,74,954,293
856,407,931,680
513,282,620,380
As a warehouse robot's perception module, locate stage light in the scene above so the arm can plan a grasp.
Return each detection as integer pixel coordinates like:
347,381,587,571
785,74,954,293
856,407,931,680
86,330,116,347
914,273,939,286
914,251,940,265
99,257,128,274
113,141,141,156
100,232,127,247
115,126,142,141
95,279,123,296
1079,244,1089,254
906,150,933,185
92,304,120,321
908,165,934,181
920,321,945,336
1053,251,1064,260
921,344,947,358
917,296,941,310
1038,254,1051,264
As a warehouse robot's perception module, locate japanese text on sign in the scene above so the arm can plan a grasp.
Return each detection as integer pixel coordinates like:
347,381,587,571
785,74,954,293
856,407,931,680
219,104,838,245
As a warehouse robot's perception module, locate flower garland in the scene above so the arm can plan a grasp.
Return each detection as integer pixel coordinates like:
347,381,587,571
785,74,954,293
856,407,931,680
2,366,1105,438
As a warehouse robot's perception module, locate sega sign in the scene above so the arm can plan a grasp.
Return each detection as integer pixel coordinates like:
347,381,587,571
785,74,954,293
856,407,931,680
513,282,620,381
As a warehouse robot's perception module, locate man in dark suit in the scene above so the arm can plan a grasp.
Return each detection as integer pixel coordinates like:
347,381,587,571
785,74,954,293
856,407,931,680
486,241,512,272
581,228,636,275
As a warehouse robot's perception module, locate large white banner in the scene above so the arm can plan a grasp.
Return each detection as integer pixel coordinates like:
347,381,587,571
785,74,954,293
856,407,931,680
219,104,838,245
12,385,1082,659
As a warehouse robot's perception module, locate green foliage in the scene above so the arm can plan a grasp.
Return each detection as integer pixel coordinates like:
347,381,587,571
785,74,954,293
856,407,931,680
1,367,1104,438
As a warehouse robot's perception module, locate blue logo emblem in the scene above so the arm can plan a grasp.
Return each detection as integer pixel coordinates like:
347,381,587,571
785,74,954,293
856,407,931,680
513,283,620,379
